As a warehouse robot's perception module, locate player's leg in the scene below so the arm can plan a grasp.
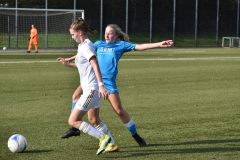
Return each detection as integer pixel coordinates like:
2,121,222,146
62,85,82,139
68,108,110,155
70,89,110,155
88,108,119,152
34,42,39,53
27,40,32,53
61,109,80,138
108,93,147,147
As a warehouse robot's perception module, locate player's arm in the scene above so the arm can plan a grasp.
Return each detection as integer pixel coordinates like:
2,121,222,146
65,55,76,62
135,40,173,51
89,56,109,99
57,55,76,63
57,57,76,68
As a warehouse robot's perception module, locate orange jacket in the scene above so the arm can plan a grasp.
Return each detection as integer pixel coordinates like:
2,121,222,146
30,28,38,42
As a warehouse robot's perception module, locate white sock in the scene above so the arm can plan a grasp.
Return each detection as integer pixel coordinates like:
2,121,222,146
79,121,103,139
95,122,115,144
124,119,137,135
124,119,134,128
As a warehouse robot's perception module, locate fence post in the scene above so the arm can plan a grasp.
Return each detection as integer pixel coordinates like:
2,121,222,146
216,0,220,46
150,0,153,43
195,0,198,47
173,0,176,46
45,0,48,48
237,0,240,37
100,0,103,40
15,0,18,48
8,16,10,48
126,0,128,34
73,0,76,20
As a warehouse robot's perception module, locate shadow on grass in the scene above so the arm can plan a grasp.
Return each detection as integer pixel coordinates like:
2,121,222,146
23,149,53,154
126,138,240,148
104,139,240,159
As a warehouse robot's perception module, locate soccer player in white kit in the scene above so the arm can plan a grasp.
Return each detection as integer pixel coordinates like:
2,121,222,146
58,18,111,155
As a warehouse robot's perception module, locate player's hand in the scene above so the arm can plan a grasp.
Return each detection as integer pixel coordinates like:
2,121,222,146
98,86,109,100
57,57,64,62
57,57,69,65
160,40,174,47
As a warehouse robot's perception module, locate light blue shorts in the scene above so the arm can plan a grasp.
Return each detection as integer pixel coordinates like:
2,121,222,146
103,79,119,94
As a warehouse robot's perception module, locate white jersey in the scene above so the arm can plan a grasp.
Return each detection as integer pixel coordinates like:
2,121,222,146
75,39,98,91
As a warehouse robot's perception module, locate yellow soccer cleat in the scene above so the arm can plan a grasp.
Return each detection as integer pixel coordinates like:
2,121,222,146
96,134,111,155
104,143,119,153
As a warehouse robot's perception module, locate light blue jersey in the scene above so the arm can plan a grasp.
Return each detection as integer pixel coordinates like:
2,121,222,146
94,40,136,94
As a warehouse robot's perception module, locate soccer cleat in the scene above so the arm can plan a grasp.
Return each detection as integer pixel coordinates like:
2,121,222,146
27,51,31,53
35,51,38,53
132,133,147,147
96,134,111,155
61,127,80,139
103,143,119,153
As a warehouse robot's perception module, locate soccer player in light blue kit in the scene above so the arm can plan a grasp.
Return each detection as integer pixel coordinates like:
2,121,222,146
94,24,173,146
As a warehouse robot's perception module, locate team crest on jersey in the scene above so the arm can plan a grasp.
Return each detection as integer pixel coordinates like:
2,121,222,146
98,47,115,54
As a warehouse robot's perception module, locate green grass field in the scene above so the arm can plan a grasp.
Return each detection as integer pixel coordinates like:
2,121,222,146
0,48,240,160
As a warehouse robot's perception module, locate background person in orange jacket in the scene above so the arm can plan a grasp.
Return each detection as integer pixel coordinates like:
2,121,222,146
27,24,39,53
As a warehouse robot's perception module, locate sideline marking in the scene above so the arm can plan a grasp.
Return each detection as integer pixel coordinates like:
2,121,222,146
121,57,240,61
0,60,57,64
0,57,240,64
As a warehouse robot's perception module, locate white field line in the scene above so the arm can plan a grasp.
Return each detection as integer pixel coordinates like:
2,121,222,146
173,50,207,53
121,57,240,61
0,57,240,64
0,60,57,64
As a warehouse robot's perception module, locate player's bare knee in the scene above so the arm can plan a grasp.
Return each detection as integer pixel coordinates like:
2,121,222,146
88,117,98,126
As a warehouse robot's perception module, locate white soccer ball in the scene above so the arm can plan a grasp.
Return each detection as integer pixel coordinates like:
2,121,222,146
3,47,7,51
8,134,27,153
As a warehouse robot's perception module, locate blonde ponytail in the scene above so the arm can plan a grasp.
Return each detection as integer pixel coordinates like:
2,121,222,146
107,24,129,42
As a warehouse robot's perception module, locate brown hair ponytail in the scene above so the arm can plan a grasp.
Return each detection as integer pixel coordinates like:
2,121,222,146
70,18,96,35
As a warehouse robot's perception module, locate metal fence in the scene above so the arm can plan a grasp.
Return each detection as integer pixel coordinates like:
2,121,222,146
1,0,240,49
0,5,84,49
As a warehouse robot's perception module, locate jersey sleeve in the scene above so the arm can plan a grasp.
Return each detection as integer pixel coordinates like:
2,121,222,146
82,44,96,61
93,41,100,52
122,41,136,53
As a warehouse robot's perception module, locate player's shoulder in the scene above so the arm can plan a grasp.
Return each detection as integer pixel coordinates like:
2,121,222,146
84,39,93,44
116,40,133,46
94,40,105,46
82,39,94,47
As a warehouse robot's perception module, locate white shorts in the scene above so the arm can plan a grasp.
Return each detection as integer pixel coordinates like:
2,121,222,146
75,90,100,111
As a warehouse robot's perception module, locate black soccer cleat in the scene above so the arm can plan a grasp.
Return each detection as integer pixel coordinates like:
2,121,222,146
61,127,80,139
132,133,147,147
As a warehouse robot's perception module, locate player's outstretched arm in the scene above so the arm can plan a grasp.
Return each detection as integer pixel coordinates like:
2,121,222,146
135,40,173,51
57,57,76,68
65,55,76,62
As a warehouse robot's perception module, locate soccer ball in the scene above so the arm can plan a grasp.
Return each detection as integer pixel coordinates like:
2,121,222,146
8,134,27,153
3,47,7,51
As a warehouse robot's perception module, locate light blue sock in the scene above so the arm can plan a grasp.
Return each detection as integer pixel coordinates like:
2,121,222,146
71,101,76,111
125,119,137,135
